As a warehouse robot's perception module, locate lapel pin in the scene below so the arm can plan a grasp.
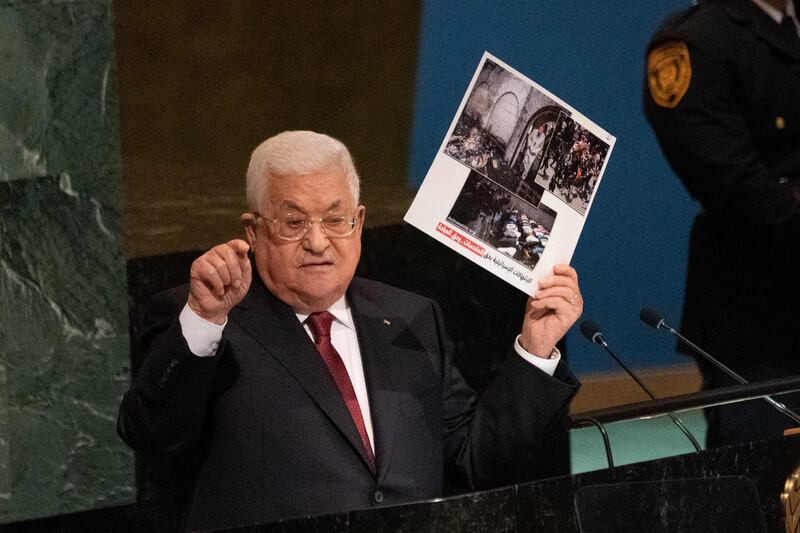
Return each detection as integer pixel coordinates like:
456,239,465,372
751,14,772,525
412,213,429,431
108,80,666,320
383,319,391,326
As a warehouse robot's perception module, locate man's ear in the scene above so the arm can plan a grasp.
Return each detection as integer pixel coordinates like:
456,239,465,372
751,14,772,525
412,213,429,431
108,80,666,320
241,213,258,247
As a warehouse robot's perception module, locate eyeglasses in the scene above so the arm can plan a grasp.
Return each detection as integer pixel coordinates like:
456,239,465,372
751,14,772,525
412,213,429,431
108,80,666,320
259,211,359,241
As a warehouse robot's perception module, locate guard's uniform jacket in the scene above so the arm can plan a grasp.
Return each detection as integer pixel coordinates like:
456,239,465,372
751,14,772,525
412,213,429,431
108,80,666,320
643,0,800,444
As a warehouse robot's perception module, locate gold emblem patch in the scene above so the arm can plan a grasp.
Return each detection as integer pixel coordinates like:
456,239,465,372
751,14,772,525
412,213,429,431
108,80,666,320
647,41,692,108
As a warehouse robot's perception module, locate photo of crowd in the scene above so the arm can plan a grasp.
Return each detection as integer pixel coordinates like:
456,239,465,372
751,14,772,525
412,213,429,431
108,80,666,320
447,171,557,270
442,59,610,216
533,115,610,215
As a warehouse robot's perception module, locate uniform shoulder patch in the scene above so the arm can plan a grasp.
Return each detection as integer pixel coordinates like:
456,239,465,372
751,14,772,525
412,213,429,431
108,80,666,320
647,40,692,109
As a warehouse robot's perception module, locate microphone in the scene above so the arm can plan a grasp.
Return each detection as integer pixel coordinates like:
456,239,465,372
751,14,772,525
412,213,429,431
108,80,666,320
639,307,666,330
580,320,703,452
639,307,800,425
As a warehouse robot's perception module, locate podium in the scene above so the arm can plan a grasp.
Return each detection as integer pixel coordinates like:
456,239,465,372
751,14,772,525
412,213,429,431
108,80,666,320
215,435,795,533
6,435,798,532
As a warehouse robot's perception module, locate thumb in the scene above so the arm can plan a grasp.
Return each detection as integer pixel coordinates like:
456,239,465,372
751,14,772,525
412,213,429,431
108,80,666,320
240,250,253,285
229,239,250,255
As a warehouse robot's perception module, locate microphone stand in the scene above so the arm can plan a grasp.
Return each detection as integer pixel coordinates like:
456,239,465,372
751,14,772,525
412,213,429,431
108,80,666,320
572,416,615,468
641,308,800,425
588,331,703,453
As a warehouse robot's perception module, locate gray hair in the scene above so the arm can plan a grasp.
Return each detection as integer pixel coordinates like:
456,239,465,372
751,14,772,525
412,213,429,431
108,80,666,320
245,131,360,213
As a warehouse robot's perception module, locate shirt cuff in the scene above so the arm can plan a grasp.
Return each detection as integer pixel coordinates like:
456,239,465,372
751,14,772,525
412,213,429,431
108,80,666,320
179,304,226,357
513,335,559,376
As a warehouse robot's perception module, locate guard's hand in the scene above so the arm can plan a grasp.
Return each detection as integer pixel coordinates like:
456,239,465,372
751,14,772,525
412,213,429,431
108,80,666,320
187,239,252,324
520,264,583,358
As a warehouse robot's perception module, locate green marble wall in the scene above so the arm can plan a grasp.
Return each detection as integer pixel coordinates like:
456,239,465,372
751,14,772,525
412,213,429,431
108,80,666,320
0,0,133,523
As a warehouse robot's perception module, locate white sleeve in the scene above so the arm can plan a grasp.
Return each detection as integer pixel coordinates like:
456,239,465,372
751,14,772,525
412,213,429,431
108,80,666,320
179,304,226,357
513,335,559,376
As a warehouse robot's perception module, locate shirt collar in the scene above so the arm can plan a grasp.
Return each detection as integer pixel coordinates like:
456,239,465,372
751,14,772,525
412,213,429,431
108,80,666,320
751,0,795,24
295,295,355,330
788,0,799,27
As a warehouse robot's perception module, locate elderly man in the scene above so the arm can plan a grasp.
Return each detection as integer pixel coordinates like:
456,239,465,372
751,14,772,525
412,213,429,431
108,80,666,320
118,131,581,531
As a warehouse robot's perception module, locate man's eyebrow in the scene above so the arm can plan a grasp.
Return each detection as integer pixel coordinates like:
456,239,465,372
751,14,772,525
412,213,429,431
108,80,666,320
280,201,307,213
278,199,345,213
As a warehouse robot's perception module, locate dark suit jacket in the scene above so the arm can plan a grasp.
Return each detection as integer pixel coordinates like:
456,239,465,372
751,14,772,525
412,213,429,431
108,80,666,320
118,275,578,531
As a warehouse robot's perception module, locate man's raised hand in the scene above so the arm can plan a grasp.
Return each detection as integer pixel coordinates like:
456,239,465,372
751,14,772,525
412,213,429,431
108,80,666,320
520,264,583,358
187,239,252,324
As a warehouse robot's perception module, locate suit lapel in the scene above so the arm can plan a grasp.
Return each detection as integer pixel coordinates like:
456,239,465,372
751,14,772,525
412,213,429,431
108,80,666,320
348,280,409,484
726,0,800,61
229,276,375,474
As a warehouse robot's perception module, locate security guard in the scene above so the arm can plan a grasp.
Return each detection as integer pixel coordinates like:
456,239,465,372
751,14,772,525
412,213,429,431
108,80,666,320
643,0,800,447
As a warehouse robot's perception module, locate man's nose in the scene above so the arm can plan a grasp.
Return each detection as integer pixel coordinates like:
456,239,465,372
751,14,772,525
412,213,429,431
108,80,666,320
302,221,330,252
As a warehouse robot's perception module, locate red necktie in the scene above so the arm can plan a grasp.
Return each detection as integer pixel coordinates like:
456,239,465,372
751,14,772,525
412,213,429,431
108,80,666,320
307,311,376,473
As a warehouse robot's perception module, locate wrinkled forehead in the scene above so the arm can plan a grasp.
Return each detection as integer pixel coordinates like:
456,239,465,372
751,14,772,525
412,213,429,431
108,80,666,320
264,169,356,213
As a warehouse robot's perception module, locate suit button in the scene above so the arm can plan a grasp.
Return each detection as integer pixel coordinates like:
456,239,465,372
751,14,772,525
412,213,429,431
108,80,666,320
373,490,384,504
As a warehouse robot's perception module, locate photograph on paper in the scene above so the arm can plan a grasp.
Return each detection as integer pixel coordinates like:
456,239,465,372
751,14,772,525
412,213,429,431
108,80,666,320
446,170,557,271
405,52,616,295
